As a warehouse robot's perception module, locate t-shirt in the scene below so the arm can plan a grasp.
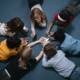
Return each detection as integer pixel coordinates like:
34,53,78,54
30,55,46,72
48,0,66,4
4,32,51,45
60,33,80,55
5,54,37,80
0,40,23,61
0,23,27,36
55,9,73,25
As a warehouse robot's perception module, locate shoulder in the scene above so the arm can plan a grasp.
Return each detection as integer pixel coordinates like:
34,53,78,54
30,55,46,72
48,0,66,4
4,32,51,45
55,13,59,19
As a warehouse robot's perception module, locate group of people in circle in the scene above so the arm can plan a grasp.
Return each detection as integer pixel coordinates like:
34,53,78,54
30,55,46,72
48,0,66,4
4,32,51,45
0,0,80,80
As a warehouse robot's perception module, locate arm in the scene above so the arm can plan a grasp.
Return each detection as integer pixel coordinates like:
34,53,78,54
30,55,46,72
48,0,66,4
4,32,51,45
27,37,45,47
48,18,56,32
35,50,44,62
46,18,56,35
38,21,46,28
31,20,35,32
23,26,29,32
42,54,51,67
31,21,36,37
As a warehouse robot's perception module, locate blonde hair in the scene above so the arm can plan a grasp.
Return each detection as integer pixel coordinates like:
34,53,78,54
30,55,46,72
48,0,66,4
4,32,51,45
30,8,47,22
18,47,33,70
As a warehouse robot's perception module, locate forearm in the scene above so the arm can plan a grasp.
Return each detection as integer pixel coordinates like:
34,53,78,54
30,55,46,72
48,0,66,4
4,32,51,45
31,21,35,32
36,51,44,62
27,40,40,47
47,22,54,32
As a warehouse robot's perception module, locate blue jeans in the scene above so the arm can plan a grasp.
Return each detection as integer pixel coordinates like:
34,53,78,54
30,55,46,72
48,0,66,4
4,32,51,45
70,67,80,80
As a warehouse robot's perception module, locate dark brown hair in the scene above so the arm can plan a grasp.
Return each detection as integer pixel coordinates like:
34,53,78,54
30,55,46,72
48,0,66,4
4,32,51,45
18,47,33,69
6,17,24,33
30,8,47,22
43,43,57,57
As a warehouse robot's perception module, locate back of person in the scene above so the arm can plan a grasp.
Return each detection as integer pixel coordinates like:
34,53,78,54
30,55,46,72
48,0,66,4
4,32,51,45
5,53,37,80
42,50,75,78
0,37,23,62
60,33,80,55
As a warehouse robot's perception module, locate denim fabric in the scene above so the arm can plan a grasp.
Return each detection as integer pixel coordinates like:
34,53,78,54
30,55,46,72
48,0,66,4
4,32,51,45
0,69,11,80
70,67,80,80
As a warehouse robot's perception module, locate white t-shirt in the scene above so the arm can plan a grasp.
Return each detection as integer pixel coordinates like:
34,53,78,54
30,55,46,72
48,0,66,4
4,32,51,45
0,23,26,37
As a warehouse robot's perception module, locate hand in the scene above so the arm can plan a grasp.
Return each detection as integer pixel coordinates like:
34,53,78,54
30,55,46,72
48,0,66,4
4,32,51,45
51,32,55,36
31,32,36,37
46,30,50,36
42,41,50,47
21,40,28,46
0,23,2,27
49,37,55,41
24,28,29,32
38,37,45,43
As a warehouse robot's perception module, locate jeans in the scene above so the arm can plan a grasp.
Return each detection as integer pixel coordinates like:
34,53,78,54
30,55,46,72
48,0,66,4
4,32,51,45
0,69,11,80
70,67,80,80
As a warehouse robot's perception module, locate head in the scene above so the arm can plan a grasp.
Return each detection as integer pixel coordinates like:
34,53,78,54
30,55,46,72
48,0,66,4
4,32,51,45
18,47,33,69
7,36,21,49
20,47,33,62
52,27,66,42
30,8,47,22
7,17,24,33
43,43,57,57
57,10,71,24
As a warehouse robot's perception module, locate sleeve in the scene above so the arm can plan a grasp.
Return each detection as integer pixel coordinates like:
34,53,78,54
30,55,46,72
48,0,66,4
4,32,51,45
12,45,23,56
23,26,27,30
38,22,46,28
42,54,52,67
31,21,35,32
54,14,59,20
31,59,37,65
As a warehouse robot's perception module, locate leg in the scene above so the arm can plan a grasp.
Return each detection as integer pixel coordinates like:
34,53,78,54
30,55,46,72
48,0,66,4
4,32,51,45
0,69,11,80
65,0,79,7
75,4,80,15
70,67,80,80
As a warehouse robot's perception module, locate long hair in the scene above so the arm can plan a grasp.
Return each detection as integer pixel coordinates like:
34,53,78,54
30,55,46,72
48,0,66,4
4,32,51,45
6,17,24,33
30,8,47,22
18,47,33,70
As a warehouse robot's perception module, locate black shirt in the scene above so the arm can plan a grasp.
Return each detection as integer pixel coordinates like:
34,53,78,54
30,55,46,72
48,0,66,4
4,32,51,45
5,54,37,80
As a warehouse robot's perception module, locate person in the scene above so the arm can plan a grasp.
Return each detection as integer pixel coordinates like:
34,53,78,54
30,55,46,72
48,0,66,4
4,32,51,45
28,0,47,37
0,17,29,37
46,0,80,36
0,36,28,62
0,37,44,80
42,43,80,80
49,27,80,55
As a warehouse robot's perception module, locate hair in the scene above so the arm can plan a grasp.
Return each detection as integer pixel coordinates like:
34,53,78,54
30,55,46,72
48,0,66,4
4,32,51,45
59,10,72,23
43,43,57,57
6,17,24,33
7,36,21,49
53,27,66,43
18,47,33,69
30,8,47,21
